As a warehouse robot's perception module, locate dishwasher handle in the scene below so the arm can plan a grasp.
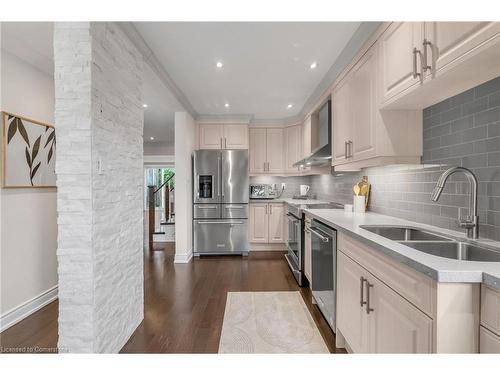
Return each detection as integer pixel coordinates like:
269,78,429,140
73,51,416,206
309,227,330,242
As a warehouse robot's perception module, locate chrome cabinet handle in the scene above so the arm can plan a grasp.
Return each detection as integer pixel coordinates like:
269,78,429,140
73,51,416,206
366,281,374,314
270,205,273,214
309,227,330,242
344,141,348,159
422,38,432,73
348,140,353,158
360,277,367,307
265,205,268,214
263,162,266,172
413,47,422,79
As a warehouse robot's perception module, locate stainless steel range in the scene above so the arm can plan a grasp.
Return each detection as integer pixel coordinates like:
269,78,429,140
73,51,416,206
284,201,343,286
192,150,249,256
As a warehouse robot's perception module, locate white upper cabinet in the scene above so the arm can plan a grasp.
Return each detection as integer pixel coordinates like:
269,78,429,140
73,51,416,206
332,76,352,164
380,22,424,103
284,125,302,173
199,124,224,149
199,123,248,150
425,22,500,74
249,127,284,174
223,124,249,149
380,21,500,108
249,128,267,173
302,116,312,158
332,40,421,170
266,128,285,174
350,46,377,162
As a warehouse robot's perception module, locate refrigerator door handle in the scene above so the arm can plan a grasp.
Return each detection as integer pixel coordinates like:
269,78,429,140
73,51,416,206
217,157,221,197
196,174,200,198
197,221,244,225
221,155,225,198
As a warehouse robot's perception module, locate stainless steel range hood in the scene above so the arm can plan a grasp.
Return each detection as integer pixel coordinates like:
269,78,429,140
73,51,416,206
293,100,331,167
293,144,332,167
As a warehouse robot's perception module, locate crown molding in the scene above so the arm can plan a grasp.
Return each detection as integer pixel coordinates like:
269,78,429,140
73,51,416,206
118,22,198,119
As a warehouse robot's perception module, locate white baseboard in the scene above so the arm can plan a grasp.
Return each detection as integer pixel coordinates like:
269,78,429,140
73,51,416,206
0,285,58,333
174,252,193,263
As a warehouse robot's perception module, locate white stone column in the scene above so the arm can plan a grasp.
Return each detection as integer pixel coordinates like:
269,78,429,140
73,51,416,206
54,22,144,353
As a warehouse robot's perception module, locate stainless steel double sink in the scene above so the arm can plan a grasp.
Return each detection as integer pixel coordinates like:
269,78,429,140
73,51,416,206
360,225,500,262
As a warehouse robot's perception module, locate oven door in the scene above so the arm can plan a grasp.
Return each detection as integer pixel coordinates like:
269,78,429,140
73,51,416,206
286,212,301,267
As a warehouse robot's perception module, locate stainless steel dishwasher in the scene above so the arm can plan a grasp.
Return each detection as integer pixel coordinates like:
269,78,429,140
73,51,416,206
311,219,337,331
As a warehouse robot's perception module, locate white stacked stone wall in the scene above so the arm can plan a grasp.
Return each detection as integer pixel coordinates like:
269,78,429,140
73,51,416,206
54,22,144,353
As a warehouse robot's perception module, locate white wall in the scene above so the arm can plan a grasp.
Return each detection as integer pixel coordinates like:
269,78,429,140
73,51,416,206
0,49,58,328
174,112,196,263
143,141,174,156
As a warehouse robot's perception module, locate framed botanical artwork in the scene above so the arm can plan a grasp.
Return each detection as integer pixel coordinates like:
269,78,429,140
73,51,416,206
2,112,56,188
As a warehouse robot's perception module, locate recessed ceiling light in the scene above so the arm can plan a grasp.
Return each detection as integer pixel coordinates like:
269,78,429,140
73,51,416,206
287,104,293,109
216,61,223,68
142,104,148,108
150,137,154,140
225,103,229,108
310,62,317,69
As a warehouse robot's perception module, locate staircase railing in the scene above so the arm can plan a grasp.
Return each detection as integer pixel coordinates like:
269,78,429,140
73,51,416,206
148,173,175,250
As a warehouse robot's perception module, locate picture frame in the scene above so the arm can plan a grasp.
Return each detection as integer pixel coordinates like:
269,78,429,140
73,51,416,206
2,111,56,188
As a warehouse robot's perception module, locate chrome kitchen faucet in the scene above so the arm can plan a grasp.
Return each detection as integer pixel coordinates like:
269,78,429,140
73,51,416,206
430,166,479,239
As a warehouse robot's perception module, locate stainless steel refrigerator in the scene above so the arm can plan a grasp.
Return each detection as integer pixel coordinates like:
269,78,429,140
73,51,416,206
193,149,249,255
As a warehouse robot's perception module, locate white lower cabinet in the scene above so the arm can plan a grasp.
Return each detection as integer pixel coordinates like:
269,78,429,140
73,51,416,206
368,274,433,353
480,284,500,353
337,251,370,352
249,203,284,244
337,250,432,353
480,326,500,353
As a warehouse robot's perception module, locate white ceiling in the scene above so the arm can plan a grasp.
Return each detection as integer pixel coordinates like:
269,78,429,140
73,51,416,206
142,63,185,143
1,22,54,76
134,22,361,120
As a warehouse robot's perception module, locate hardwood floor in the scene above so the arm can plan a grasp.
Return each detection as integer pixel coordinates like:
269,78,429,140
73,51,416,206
0,243,345,353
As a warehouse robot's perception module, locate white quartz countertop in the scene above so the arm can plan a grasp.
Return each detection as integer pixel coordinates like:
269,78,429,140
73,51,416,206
303,209,500,290
249,198,330,205
280,198,330,205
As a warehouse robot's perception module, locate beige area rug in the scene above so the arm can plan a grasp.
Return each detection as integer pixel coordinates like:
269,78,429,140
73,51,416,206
218,291,329,353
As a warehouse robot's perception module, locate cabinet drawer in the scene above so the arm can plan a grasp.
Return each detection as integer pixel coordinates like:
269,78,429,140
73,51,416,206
480,326,500,353
338,232,435,317
481,285,500,336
